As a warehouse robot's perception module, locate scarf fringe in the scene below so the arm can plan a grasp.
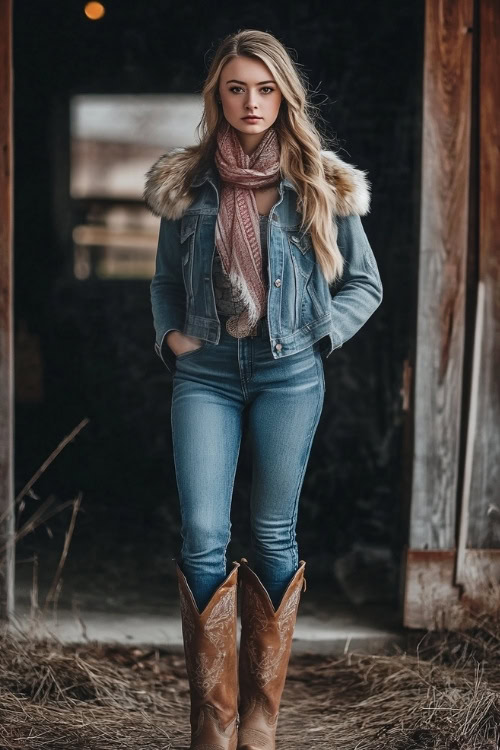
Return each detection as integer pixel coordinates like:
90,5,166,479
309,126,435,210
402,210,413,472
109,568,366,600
226,267,261,328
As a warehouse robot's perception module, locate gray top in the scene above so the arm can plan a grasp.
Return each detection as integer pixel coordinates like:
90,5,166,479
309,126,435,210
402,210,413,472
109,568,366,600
213,214,269,317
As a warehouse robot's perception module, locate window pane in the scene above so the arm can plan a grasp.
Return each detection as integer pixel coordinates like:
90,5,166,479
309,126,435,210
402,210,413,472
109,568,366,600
70,94,202,279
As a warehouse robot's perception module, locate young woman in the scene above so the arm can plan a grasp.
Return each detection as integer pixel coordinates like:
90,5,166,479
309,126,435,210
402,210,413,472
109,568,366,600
144,29,383,750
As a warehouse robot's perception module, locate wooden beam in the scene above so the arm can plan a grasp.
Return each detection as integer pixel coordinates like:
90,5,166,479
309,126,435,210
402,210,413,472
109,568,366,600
404,547,500,629
456,281,484,583
0,0,15,620
403,548,460,629
404,0,476,628
467,0,500,548
410,0,473,551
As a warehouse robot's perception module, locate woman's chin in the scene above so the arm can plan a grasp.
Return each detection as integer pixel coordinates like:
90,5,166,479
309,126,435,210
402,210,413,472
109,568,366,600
232,121,268,134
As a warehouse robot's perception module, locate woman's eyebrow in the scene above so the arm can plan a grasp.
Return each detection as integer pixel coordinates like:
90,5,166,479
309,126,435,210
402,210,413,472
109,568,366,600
225,79,276,85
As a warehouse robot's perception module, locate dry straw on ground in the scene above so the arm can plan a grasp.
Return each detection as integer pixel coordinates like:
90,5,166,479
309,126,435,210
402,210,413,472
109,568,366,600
1,602,499,750
2,422,499,748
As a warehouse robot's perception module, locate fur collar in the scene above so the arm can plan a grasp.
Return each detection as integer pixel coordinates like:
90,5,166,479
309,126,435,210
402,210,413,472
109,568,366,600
143,146,371,221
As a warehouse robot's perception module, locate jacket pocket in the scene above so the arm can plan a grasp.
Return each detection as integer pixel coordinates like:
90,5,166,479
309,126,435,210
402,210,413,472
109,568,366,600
288,230,314,258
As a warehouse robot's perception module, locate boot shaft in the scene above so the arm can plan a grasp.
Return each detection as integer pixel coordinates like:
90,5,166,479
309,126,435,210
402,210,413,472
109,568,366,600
177,560,240,748
238,559,306,721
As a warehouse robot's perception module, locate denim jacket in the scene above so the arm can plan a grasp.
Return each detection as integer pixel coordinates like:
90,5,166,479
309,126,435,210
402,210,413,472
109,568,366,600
144,147,383,375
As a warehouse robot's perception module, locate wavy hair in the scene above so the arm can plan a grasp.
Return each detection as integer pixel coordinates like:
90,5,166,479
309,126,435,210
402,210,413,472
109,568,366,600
183,29,344,284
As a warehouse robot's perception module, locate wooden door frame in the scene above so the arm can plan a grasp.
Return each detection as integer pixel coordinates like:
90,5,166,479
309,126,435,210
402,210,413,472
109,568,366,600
403,0,500,629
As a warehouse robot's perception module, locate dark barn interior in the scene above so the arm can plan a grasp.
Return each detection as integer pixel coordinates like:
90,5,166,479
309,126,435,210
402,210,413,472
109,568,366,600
12,0,423,615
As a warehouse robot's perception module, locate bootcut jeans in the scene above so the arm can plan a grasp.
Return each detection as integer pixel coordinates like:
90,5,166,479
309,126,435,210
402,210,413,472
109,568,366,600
170,313,325,612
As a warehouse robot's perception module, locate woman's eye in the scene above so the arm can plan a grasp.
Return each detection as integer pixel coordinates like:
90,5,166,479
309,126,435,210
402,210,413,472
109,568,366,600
228,86,275,94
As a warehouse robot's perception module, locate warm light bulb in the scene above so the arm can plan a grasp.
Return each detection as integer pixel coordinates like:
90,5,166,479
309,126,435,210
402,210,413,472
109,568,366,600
84,2,105,20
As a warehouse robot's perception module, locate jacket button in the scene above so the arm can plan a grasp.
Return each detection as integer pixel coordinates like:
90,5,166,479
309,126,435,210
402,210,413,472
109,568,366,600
275,343,282,351
274,278,281,287
292,235,299,242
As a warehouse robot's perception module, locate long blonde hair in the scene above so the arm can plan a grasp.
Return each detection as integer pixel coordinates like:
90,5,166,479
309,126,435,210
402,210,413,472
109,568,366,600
185,29,344,284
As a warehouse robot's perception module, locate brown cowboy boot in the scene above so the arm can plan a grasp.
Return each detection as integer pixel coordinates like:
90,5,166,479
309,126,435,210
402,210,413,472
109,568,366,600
236,557,307,750
176,560,240,750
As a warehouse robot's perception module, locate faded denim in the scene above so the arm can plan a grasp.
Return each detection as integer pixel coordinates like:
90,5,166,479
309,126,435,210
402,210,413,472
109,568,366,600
151,168,383,376
171,314,325,612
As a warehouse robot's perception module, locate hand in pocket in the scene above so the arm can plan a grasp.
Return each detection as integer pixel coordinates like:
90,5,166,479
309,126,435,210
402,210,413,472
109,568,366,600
167,331,203,357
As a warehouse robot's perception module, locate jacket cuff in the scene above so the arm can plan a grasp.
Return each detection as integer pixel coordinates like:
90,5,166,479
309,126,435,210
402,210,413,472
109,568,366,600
154,328,179,374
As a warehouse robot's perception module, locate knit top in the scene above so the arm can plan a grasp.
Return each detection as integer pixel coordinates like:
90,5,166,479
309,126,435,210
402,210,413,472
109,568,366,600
213,213,269,318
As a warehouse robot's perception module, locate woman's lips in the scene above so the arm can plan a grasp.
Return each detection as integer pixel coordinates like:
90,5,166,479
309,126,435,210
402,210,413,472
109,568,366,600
242,116,262,121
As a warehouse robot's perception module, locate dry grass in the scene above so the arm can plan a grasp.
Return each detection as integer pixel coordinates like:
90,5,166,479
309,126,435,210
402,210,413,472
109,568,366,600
0,607,499,750
1,422,499,748
284,614,500,749
0,630,189,749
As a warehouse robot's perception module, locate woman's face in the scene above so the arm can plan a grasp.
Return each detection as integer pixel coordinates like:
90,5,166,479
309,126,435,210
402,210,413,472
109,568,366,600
218,55,283,154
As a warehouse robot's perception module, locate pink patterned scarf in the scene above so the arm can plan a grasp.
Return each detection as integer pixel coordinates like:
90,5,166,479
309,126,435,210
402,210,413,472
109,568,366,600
214,119,281,337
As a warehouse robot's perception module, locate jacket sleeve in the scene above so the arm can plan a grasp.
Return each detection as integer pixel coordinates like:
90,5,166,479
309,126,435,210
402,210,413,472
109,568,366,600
329,214,383,350
150,216,186,371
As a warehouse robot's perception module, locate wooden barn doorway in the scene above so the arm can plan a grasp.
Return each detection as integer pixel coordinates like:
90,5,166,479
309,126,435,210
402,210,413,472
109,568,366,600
402,0,500,628
1,0,499,630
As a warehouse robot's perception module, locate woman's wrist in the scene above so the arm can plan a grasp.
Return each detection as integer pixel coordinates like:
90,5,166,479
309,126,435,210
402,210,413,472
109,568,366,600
166,330,181,345
166,330,202,355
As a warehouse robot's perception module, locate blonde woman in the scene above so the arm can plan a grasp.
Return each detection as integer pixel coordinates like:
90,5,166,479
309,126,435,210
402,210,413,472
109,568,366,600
144,28,383,750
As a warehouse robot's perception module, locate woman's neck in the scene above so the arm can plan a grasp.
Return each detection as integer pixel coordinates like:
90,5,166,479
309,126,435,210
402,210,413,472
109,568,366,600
235,129,267,156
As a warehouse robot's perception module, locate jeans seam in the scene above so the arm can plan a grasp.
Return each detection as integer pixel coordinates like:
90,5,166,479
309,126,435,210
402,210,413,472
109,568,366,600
288,354,324,570
222,427,243,575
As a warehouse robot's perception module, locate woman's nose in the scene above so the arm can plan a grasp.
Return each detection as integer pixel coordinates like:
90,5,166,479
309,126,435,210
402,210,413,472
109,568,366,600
245,95,258,110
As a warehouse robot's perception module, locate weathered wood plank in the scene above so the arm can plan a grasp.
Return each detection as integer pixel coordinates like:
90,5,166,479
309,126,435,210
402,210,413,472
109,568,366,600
0,0,15,620
459,549,500,615
467,0,500,548
403,547,500,629
410,0,474,550
403,548,460,629
456,281,484,583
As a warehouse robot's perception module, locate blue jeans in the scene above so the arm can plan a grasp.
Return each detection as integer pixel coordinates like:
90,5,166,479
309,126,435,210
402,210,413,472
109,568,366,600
170,314,325,612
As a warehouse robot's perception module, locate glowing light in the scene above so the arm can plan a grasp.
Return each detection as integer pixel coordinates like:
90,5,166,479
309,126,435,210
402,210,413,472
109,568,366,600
84,2,105,20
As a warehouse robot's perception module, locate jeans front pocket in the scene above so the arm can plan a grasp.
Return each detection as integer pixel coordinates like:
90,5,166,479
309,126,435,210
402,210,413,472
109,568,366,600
175,340,207,360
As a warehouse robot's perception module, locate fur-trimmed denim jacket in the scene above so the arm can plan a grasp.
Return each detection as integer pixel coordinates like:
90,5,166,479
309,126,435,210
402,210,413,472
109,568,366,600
143,147,383,374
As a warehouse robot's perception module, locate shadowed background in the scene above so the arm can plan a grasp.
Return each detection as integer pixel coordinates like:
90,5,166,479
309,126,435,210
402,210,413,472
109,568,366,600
13,0,423,610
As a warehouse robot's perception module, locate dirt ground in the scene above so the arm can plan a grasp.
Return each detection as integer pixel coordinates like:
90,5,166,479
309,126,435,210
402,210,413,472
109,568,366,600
1,612,499,750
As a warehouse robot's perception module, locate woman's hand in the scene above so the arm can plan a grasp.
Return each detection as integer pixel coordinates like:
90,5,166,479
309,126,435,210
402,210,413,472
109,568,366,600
166,330,203,356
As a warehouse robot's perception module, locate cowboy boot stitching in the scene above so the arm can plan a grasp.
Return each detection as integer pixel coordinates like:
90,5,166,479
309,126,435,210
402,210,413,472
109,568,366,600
181,586,236,698
177,561,240,750
205,588,237,647
237,559,306,749
244,586,301,687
